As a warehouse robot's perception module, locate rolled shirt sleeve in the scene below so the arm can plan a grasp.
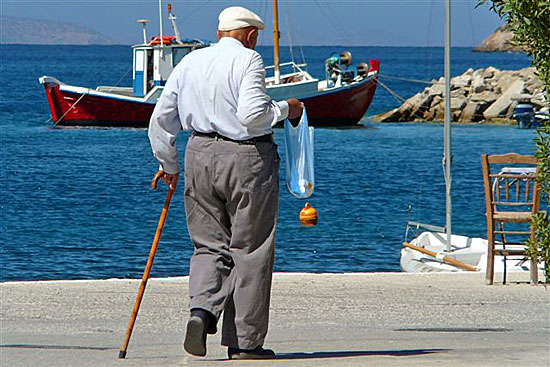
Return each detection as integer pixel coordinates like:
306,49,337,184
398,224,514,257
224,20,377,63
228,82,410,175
236,52,289,129
148,75,182,174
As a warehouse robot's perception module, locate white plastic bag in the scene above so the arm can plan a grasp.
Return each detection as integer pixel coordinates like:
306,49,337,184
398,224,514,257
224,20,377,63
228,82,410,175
284,109,314,198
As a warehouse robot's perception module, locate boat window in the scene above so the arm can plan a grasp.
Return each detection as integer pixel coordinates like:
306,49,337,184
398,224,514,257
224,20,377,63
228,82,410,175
135,50,145,72
145,87,164,103
172,47,191,67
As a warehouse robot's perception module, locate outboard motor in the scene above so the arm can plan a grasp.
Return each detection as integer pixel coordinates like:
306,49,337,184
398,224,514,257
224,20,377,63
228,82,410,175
338,51,352,66
342,65,357,83
325,51,356,85
357,62,370,76
514,103,536,129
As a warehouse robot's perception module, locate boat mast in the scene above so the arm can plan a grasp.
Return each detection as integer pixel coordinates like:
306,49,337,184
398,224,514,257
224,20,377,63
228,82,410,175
272,0,281,84
168,2,182,43
444,0,453,251
158,0,164,55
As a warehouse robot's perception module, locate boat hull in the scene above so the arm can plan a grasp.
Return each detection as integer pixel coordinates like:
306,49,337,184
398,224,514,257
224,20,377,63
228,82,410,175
300,75,378,127
41,68,378,128
43,83,155,128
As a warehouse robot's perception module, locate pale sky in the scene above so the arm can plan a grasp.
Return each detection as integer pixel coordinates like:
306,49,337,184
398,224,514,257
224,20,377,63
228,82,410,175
1,0,505,46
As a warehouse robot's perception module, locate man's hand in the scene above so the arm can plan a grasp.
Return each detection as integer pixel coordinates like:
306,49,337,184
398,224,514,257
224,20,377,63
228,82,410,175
287,98,304,120
162,172,179,191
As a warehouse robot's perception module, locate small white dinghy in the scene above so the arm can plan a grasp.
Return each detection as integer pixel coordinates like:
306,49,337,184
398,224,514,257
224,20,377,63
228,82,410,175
400,231,534,273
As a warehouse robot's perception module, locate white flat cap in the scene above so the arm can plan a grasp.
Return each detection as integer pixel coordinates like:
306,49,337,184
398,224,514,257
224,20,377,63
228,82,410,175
218,6,265,31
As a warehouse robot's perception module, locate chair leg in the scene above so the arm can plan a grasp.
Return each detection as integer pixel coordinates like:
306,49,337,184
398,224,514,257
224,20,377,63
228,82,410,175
530,258,538,286
529,225,539,286
503,255,507,285
486,239,495,285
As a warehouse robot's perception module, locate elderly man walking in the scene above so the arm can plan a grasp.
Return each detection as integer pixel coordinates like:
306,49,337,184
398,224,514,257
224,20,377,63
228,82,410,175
148,6,303,360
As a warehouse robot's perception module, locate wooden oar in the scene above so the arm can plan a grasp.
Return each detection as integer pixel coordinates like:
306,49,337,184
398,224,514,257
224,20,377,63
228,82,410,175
119,171,175,359
403,242,478,272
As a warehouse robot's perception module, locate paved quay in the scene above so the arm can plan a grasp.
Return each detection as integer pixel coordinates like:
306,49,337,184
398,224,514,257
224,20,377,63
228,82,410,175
1,272,549,367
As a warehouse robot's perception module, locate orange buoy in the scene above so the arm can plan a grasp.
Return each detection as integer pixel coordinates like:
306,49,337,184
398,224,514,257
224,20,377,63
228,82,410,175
299,203,318,226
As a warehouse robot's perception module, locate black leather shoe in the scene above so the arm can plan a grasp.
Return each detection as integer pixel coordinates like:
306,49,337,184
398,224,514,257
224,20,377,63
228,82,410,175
183,315,207,356
191,308,217,334
227,346,276,360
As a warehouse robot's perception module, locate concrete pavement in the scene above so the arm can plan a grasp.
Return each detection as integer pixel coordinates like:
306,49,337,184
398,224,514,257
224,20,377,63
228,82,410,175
1,272,549,366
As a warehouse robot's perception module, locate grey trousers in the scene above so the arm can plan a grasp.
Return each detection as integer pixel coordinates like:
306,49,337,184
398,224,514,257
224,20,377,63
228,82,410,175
183,134,279,349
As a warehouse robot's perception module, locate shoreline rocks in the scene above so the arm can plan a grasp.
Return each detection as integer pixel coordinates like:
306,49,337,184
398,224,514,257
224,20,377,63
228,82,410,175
374,66,546,123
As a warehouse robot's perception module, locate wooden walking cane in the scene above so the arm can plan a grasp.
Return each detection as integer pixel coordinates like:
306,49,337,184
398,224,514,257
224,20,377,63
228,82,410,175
119,171,175,359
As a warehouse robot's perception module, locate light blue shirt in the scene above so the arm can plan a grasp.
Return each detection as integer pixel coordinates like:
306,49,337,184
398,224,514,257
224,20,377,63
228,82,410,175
148,37,289,174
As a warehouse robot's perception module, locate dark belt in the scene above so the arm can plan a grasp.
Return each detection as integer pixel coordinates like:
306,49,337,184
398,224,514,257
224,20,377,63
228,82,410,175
192,131,273,145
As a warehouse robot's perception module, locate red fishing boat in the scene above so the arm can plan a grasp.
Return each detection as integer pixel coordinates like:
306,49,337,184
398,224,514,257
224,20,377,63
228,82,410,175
40,1,379,128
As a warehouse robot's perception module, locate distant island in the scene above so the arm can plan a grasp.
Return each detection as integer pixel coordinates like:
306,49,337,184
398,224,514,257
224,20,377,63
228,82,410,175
474,24,523,53
1,16,119,45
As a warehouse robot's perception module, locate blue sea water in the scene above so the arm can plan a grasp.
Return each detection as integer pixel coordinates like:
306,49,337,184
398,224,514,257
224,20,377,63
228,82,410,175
0,45,539,281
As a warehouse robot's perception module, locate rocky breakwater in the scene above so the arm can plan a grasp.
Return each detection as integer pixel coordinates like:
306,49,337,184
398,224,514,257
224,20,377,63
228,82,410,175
375,67,546,123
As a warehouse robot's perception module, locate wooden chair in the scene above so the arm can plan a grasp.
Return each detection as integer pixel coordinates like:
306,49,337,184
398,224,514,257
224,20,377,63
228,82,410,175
481,153,540,285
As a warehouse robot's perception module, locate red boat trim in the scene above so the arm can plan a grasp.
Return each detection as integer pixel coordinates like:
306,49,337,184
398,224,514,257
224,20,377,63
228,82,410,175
43,83,59,122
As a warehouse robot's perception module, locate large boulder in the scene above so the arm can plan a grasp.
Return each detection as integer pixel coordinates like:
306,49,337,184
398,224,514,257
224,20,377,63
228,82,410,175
450,96,467,111
459,101,489,122
485,66,500,79
426,82,444,96
451,74,472,90
471,71,486,93
531,91,548,109
471,90,498,104
375,107,402,122
493,72,520,94
410,93,435,120
483,79,525,119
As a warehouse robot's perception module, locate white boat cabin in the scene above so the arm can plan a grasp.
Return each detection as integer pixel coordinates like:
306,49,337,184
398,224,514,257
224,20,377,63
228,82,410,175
132,37,208,98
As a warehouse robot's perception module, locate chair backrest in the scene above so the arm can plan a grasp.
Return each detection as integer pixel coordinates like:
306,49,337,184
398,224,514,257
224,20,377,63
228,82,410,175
481,153,540,218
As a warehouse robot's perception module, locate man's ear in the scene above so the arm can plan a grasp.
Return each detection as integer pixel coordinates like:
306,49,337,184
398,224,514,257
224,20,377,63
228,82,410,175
216,30,222,40
246,28,258,48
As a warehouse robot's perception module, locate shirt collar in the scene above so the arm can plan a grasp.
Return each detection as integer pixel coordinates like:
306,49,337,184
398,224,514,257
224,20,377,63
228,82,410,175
218,36,245,48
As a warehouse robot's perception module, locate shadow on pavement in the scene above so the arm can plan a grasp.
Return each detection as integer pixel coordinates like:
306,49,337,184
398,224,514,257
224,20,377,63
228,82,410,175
274,348,450,360
0,344,114,351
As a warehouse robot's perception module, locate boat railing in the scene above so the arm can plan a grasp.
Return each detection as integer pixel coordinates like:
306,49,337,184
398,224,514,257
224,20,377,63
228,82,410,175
96,86,134,96
265,62,307,74
405,220,446,242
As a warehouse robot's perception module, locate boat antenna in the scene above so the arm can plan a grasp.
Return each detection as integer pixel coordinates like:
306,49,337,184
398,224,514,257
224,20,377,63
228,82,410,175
137,19,151,44
443,0,453,251
158,0,164,55
167,2,182,43
272,0,281,84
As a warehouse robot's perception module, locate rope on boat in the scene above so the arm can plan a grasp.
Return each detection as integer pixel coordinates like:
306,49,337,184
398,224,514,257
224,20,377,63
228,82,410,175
377,79,407,103
53,91,88,127
111,66,133,88
376,79,429,121
379,74,438,85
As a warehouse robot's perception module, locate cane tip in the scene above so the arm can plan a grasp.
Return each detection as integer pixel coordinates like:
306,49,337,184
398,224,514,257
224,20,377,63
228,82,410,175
118,350,127,359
